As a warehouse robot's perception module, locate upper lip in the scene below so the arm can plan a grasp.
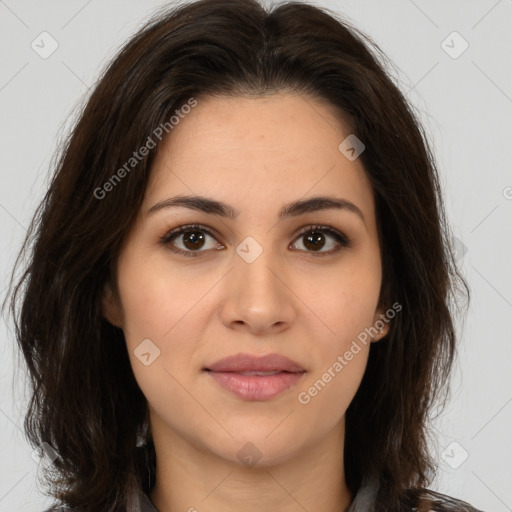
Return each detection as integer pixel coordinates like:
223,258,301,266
204,353,306,373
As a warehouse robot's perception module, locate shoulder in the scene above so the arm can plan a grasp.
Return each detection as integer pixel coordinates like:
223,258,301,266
407,487,485,512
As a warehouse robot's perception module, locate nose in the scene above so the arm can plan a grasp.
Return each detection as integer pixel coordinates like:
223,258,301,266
219,245,296,335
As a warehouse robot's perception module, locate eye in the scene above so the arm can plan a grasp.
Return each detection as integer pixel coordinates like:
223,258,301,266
290,224,351,256
159,223,351,258
159,224,222,257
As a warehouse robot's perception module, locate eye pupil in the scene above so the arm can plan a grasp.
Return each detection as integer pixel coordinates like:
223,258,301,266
304,231,325,251
183,231,205,250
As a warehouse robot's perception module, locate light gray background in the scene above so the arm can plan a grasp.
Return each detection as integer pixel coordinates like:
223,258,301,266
1,0,511,511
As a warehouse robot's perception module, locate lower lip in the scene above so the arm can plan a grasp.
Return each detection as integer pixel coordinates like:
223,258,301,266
205,371,305,401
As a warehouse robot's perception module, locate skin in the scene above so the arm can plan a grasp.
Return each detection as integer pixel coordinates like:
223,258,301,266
102,93,390,512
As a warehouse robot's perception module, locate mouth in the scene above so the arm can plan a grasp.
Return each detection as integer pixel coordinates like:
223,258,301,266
204,370,306,401
203,353,306,401
229,370,289,376
204,352,306,373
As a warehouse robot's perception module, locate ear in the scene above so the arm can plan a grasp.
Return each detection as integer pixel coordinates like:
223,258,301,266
101,281,123,328
371,307,390,342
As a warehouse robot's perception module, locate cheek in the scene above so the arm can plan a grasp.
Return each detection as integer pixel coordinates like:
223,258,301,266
303,341,368,418
296,286,373,426
115,249,229,400
116,248,215,345
301,255,382,343
294,259,380,413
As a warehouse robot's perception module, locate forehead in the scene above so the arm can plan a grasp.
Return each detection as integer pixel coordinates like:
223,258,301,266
144,93,374,222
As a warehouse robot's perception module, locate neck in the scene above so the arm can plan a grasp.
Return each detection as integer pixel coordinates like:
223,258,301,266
148,416,353,512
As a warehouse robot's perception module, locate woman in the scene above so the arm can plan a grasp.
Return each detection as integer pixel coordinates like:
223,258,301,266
4,0,483,510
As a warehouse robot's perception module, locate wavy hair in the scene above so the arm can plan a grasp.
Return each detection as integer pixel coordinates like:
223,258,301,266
3,0,475,510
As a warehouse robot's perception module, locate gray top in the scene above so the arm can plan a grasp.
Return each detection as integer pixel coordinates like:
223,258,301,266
140,491,158,512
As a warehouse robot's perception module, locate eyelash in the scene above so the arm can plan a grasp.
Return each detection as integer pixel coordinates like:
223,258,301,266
159,223,351,258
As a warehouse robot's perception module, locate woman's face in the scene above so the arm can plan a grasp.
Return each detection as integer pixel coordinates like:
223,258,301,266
103,93,389,466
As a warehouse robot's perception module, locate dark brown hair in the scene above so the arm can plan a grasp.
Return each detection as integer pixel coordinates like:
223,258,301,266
3,0,478,510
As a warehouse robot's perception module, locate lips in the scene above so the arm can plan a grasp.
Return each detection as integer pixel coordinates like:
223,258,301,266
204,353,305,373
204,353,306,401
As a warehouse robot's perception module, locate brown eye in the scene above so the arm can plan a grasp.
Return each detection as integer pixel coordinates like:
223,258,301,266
181,230,206,250
303,231,327,251
159,224,222,257
291,225,351,256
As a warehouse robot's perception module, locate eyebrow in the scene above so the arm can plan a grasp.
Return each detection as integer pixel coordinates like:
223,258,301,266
146,194,366,227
